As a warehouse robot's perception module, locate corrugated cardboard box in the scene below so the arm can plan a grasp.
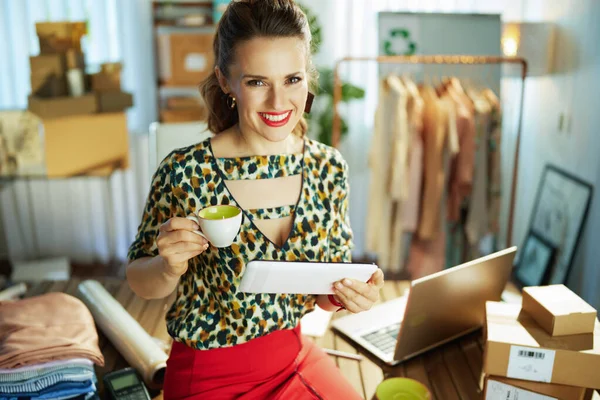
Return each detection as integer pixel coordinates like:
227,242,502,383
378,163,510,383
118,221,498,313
483,375,591,400
36,22,86,54
483,301,600,389
31,75,68,98
157,32,214,85
28,94,97,119
30,54,66,76
160,107,206,123
91,72,121,92
523,285,597,336
97,92,133,113
42,113,129,177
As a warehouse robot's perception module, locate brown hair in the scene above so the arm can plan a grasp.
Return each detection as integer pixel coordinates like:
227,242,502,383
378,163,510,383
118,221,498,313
200,0,315,136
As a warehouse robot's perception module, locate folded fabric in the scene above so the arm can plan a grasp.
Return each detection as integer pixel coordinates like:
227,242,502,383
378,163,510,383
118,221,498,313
0,293,104,369
0,358,93,376
0,368,94,393
0,363,94,383
0,379,95,400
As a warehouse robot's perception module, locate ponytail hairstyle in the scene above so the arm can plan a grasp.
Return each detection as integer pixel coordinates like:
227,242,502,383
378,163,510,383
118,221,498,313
200,0,316,136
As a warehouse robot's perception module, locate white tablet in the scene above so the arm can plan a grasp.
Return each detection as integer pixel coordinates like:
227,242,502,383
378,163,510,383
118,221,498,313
239,260,379,294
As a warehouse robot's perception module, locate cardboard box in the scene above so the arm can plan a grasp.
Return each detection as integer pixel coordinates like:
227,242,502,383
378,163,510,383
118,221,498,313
483,301,600,389
91,72,121,92
31,75,68,98
166,96,203,109
36,22,86,54
483,375,592,400
28,94,97,119
160,107,206,123
100,62,122,74
30,54,66,76
157,32,214,85
42,113,129,177
97,92,133,113
523,285,597,336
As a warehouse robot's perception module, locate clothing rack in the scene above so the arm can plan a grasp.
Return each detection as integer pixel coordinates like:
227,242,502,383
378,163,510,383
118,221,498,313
331,54,527,249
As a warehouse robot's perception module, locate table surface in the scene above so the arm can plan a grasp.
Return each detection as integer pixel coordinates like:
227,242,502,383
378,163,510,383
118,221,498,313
22,279,599,400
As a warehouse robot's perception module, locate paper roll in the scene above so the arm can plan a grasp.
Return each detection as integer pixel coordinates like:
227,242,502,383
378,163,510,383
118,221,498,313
76,280,168,388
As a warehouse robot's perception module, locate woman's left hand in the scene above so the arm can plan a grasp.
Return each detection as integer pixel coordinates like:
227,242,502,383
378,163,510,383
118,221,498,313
333,268,385,313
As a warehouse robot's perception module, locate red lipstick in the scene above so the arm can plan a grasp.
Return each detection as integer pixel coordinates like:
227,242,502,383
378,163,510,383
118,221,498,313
258,111,292,127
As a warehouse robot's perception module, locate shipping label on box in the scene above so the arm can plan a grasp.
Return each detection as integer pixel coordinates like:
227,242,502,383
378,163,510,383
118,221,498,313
506,346,556,382
485,380,557,400
483,375,591,400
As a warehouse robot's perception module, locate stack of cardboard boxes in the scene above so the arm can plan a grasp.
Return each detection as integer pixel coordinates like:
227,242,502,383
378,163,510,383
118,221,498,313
483,284,599,399
26,22,132,177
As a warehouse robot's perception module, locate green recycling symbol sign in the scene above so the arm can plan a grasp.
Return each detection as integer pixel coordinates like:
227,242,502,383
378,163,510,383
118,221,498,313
383,28,417,56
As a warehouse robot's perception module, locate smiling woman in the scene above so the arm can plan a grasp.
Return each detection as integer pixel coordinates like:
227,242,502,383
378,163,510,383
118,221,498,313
125,1,384,399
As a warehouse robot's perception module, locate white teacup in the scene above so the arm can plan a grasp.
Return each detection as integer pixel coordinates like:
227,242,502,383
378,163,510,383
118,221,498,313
186,205,243,248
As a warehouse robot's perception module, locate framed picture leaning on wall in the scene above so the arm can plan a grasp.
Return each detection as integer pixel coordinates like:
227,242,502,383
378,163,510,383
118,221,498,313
514,231,556,287
524,165,593,286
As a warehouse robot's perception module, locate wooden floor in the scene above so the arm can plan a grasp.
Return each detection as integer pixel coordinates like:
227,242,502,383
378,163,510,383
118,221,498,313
21,279,599,400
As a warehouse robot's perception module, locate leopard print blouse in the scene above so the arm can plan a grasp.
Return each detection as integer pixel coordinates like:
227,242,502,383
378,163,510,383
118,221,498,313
128,137,353,350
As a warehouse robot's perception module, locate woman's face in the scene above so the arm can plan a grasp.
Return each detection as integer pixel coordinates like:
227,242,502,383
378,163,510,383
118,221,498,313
220,36,309,142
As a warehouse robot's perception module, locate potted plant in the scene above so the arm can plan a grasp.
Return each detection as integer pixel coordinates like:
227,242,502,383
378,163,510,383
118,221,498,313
299,4,365,146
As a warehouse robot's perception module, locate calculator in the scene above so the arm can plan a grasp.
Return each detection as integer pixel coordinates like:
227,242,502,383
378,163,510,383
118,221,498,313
103,368,151,400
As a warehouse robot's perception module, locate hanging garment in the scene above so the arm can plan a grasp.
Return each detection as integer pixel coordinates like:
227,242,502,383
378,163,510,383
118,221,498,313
416,86,448,240
401,77,425,233
483,88,502,235
465,89,492,256
446,85,476,223
366,76,411,272
407,87,457,278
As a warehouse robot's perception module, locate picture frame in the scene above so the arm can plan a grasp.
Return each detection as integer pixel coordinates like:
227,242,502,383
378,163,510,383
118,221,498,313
523,165,593,285
514,231,556,288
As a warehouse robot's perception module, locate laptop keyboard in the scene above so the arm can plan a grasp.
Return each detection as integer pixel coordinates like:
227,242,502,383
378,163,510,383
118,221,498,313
361,323,401,355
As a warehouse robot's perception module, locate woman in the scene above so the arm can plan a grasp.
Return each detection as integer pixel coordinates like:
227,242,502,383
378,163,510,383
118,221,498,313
127,0,384,398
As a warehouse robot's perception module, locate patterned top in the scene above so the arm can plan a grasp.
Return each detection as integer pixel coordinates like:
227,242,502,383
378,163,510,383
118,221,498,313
128,137,353,350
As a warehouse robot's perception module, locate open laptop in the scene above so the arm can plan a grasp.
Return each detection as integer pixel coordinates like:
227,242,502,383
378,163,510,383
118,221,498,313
331,247,517,365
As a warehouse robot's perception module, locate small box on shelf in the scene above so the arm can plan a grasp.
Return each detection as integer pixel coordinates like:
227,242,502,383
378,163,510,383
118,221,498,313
35,21,87,54
90,72,121,93
31,75,68,98
157,31,214,85
160,107,206,123
97,92,134,113
28,94,97,119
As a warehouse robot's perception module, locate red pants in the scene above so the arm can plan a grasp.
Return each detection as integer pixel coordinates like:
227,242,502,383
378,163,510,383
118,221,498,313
162,325,362,399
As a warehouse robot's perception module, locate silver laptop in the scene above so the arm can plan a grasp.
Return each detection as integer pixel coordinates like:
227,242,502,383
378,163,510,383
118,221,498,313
331,247,517,365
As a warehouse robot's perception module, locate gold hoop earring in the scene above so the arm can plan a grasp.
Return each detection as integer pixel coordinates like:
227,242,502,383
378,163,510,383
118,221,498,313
226,94,236,109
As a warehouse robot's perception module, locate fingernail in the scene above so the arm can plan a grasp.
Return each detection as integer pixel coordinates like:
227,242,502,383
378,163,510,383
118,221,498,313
193,224,200,230
335,282,344,290
344,279,352,286
203,244,209,249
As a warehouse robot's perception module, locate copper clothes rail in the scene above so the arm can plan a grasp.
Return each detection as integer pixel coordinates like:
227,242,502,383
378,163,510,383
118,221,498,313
331,55,527,248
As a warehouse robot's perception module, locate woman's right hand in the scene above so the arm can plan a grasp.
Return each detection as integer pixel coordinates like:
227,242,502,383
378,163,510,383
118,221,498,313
157,217,209,277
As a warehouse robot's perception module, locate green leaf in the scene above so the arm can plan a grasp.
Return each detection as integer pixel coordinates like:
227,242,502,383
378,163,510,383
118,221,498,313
342,83,365,101
297,3,322,55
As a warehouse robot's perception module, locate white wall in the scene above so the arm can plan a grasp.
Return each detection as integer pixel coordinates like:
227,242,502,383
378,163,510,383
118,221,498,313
509,0,600,308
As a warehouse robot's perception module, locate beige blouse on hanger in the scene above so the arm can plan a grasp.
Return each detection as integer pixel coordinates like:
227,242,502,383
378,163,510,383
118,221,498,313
366,75,410,272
